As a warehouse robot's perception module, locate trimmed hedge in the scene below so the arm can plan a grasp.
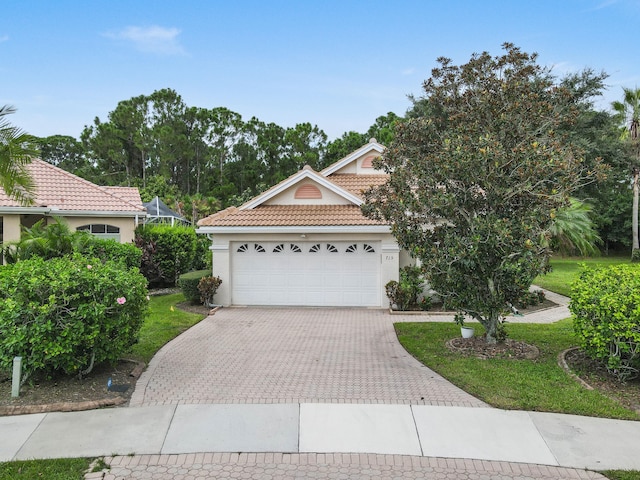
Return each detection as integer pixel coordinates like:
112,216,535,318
570,264,640,381
0,254,149,381
136,224,197,286
79,238,142,269
178,269,211,303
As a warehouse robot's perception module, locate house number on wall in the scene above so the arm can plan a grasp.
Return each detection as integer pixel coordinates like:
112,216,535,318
385,255,395,261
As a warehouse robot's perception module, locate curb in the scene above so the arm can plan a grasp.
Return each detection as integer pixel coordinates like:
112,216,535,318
0,396,127,416
557,347,594,390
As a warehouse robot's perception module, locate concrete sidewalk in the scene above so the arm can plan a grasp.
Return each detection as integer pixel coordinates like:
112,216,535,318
2,403,639,472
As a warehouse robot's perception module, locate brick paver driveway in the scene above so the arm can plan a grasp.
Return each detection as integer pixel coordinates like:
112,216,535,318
129,308,486,408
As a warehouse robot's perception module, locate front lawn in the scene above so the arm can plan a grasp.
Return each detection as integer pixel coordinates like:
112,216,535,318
534,256,630,297
128,293,206,363
395,319,639,420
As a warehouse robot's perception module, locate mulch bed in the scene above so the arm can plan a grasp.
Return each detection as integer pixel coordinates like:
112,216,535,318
392,298,558,315
563,348,640,414
447,337,540,360
0,359,142,415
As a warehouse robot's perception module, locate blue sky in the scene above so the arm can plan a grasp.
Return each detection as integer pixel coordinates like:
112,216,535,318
2,0,639,141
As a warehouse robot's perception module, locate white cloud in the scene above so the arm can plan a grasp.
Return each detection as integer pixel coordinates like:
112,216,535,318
401,68,415,76
0,34,9,43
104,25,186,55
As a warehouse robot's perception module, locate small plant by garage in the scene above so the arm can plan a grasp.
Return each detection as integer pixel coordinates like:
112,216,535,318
198,276,222,306
385,266,431,311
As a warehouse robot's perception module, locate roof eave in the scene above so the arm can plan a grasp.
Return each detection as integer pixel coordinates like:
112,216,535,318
196,225,391,235
47,209,145,217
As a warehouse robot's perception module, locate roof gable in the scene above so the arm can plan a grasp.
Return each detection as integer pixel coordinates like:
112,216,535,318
241,166,363,210
321,138,385,177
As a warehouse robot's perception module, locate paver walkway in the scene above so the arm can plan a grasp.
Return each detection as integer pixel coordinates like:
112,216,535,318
130,308,486,407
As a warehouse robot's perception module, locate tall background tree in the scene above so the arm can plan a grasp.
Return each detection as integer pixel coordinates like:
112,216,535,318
364,44,603,343
0,105,38,205
612,87,640,257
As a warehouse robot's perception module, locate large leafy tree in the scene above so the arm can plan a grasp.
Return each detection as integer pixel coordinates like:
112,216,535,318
363,44,602,343
612,87,640,256
0,105,37,205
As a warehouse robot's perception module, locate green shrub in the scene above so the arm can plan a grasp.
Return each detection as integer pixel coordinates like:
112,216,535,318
385,266,426,310
2,218,142,270
0,254,149,382
136,224,197,286
178,269,211,303
570,264,640,381
79,238,142,269
192,235,212,270
198,276,222,306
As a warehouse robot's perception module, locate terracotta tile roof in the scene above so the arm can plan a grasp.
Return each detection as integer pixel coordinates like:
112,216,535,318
327,174,389,197
105,186,143,207
0,159,144,212
197,205,385,227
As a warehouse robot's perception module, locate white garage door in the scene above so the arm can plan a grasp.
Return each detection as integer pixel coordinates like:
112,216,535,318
232,241,380,306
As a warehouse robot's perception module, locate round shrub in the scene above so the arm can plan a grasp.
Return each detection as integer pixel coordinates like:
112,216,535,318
0,254,149,381
569,264,640,381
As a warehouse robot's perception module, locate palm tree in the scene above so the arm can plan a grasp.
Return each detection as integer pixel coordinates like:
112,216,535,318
612,88,640,257
547,198,601,256
0,105,37,205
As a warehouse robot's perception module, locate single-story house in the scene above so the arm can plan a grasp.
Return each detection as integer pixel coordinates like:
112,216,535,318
196,139,410,308
0,159,145,250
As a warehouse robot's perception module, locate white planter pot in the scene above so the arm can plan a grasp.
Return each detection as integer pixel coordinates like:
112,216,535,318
461,326,475,339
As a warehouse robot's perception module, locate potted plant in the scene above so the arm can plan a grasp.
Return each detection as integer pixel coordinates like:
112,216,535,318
454,313,474,339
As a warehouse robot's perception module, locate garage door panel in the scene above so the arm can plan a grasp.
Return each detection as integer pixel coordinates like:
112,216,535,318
231,241,380,306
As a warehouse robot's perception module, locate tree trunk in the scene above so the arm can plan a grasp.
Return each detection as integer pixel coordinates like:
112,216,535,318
633,169,639,252
479,311,503,344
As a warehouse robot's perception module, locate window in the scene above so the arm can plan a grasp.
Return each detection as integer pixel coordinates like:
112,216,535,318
77,224,120,241
273,244,285,253
290,244,302,253
346,244,358,253
254,243,266,253
326,244,338,253
309,244,321,253
363,244,376,253
237,243,249,253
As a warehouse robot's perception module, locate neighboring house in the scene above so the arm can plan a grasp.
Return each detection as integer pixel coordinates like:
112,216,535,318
197,139,411,308
0,159,145,249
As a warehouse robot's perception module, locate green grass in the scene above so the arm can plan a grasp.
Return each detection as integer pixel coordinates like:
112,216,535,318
603,471,640,480
534,256,630,296
0,458,91,479
128,293,206,363
395,319,639,420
